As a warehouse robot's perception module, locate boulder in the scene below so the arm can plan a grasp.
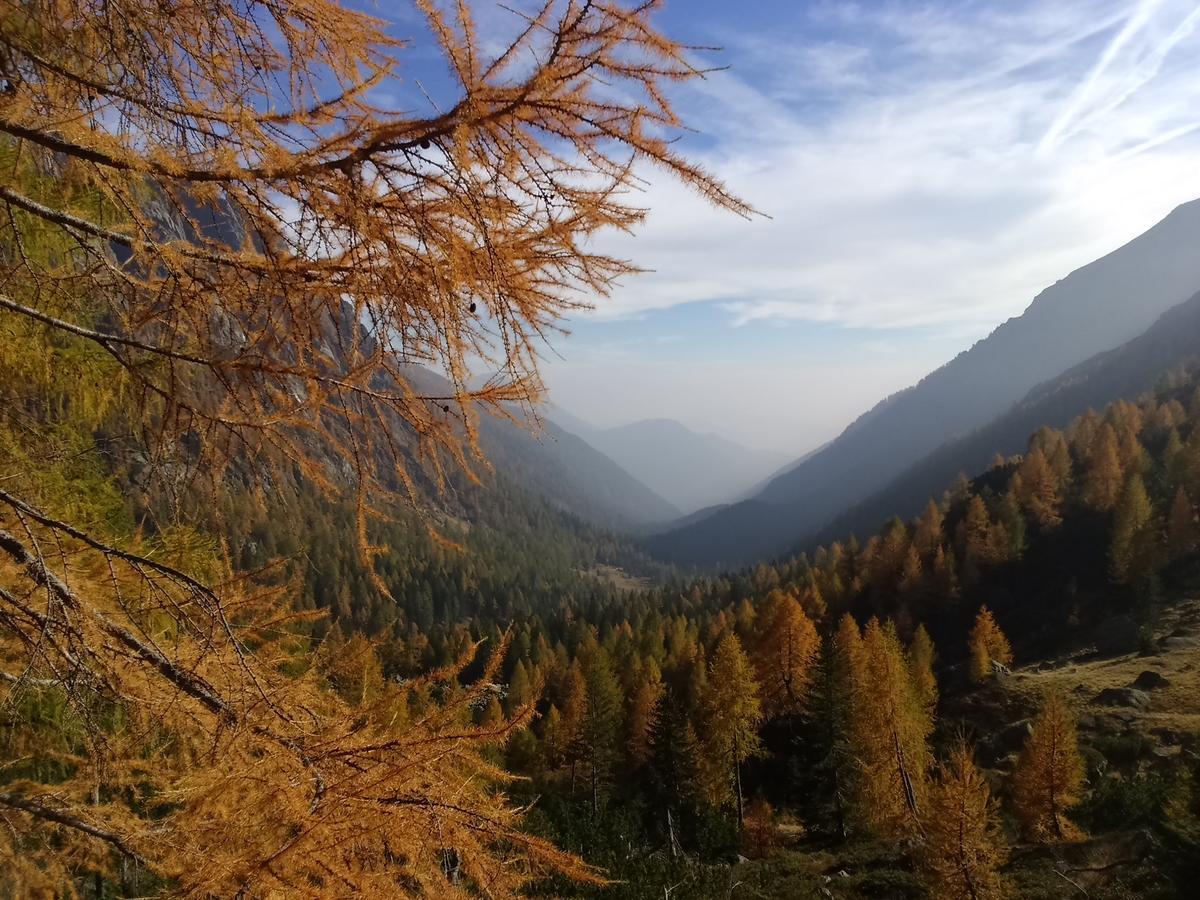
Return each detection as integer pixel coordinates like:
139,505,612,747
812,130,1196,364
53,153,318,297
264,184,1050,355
1094,687,1151,709
1132,670,1170,690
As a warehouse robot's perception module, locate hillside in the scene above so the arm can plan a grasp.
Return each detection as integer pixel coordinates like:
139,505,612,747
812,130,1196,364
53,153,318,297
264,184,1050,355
549,413,787,514
648,199,1200,568
474,411,681,530
812,286,1200,550
489,364,1200,899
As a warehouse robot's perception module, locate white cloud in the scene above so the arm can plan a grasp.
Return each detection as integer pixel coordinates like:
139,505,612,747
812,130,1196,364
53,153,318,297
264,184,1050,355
582,0,1200,335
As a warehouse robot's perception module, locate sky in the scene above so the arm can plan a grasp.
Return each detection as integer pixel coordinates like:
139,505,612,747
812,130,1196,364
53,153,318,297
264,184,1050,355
387,0,1200,456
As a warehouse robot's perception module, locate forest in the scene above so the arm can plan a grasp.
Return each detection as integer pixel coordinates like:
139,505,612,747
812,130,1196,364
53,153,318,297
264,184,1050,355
4,1,1200,899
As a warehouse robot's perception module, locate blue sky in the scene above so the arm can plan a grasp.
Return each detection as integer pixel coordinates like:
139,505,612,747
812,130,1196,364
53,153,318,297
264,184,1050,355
381,1,1200,455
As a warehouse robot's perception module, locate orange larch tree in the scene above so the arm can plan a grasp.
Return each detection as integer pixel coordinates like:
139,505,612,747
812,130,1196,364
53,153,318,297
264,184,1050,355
908,624,938,726
847,618,932,840
968,605,1013,683
0,1,750,891
917,739,1007,900
699,632,762,828
754,589,820,720
1011,691,1085,842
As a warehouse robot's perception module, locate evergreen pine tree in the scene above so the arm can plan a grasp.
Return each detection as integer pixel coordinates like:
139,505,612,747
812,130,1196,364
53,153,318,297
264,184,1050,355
646,687,702,854
580,647,623,818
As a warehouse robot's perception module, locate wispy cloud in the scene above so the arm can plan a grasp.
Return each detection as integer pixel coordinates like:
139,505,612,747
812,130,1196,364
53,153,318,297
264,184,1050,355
584,0,1200,336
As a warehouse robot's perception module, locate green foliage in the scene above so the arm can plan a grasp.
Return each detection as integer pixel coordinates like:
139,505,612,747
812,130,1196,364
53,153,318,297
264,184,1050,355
1076,774,1171,832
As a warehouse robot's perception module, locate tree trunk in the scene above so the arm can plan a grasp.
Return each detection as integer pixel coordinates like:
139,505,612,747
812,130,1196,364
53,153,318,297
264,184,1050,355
667,806,679,858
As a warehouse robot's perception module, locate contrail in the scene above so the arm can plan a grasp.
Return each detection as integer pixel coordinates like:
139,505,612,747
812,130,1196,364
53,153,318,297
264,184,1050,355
1037,0,1161,155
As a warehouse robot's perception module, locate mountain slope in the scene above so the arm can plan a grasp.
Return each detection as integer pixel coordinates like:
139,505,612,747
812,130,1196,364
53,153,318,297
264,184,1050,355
548,414,788,513
649,198,1200,567
401,370,681,530
811,285,1200,547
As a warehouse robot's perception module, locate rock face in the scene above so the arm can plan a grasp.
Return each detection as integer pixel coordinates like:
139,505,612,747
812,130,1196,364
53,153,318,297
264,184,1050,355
1132,670,1171,690
1094,687,1151,709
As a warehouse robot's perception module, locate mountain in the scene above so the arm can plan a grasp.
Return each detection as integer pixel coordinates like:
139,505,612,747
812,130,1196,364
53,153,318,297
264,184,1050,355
811,285,1200,547
546,414,789,514
648,198,1200,568
476,417,681,530
401,371,681,530
128,194,680,535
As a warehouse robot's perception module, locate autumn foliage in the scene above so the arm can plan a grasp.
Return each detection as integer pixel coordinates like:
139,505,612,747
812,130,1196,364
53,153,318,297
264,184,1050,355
968,605,1013,683
917,740,1007,900
1011,691,1085,842
0,0,749,893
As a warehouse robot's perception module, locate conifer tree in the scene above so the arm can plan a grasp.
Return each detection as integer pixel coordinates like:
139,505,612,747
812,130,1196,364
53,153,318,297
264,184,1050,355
1170,428,1200,498
908,625,938,725
1165,427,1186,482
1110,472,1156,585
480,694,506,729
542,704,568,769
580,647,623,818
917,740,1006,900
755,591,820,720
506,659,533,717
827,615,867,837
1049,434,1074,488
1017,447,1062,528
626,659,665,769
873,518,910,586
646,687,702,854
559,661,589,791
914,499,946,558
958,495,1007,582
700,633,762,828
324,632,386,706
848,619,932,839
1083,424,1124,511
799,581,829,622
1168,487,1198,559
930,545,961,603
742,797,779,859
1011,692,1085,842
998,486,1029,560
968,606,1013,682
899,544,926,597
